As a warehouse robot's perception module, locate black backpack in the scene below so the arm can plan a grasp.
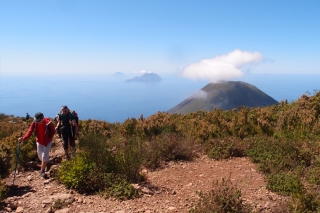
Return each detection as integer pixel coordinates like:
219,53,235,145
70,110,79,125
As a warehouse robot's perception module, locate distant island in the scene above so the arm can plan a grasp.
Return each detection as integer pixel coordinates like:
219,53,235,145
126,73,162,83
167,81,278,114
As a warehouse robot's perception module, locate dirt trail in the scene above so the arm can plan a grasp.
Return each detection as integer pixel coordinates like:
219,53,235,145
1,139,289,213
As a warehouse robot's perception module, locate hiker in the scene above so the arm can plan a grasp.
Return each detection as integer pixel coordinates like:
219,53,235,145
25,112,30,120
54,112,62,138
70,109,79,139
18,112,56,178
55,105,77,159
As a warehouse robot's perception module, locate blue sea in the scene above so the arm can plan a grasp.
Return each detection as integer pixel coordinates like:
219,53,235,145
1,73,319,123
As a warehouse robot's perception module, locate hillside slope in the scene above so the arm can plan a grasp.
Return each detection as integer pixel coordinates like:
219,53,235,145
168,81,278,114
2,137,288,212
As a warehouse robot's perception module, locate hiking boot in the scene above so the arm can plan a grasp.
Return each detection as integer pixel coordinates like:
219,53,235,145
41,173,47,179
39,170,47,179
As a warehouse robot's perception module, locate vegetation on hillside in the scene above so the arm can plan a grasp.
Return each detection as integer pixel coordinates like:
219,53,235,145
0,91,319,212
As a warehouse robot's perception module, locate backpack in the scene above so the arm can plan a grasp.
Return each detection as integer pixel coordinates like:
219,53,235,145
56,110,79,136
70,110,79,125
70,110,79,136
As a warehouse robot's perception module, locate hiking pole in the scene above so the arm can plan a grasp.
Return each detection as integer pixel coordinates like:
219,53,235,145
12,132,22,185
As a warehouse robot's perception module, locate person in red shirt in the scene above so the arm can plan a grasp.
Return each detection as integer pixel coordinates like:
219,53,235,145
19,112,56,178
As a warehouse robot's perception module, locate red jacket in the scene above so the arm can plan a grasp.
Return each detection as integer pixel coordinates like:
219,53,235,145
23,118,56,146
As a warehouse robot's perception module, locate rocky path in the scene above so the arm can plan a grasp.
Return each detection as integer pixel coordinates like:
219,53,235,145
1,139,289,213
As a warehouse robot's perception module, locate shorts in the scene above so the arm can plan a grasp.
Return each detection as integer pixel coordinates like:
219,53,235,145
36,141,52,162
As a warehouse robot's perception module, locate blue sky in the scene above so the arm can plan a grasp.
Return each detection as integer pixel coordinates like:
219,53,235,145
1,0,320,81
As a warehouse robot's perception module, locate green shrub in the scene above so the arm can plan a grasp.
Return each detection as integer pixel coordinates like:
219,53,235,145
306,165,320,185
0,178,8,201
289,188,320,213
0,132,35,179
78,131,117,173
205,137,247,160
16,137,37,168
58,153,140,200
190,178,252,213
99,173,140,200
0,114,32,140
121,118,138,138
58,154,101,192
137,112,176,138
267,172,303,196
0,142,11,178
142,133,199,169
60,131,143,200
113,136,145,182
246,136,302,174
78,131,144,182
305,151,320,185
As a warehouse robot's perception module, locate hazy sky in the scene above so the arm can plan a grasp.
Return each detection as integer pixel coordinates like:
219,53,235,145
1,0,319,81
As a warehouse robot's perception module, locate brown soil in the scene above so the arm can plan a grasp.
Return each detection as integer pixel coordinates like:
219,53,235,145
1,139,289,213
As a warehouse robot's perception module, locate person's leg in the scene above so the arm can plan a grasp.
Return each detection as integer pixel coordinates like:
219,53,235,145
36,142,50,177
67,130,75,158
62,132,69,159
41,141,52,172
70,126,76,147
57,126,62,138
70,127,76,157
36,142,43,164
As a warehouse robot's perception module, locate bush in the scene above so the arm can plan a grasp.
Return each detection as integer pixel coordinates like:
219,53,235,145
0,114,31,141
0,178,8,201
58,154,101,192
267,172,303,196
245,136,303,174
99,174,140,200
58,153,140,200
306,165,320,185
190,178,252,213
59,131,143,199
289,187,320,213
113,136,145,182
77,131,117,173
204,137,247,160
0,132,37,178
137,112,176,138
0,142,11,178
121,118,138,138
78,131,144,182
142,133,199,170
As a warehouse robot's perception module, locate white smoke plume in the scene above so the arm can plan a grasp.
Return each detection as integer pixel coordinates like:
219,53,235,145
180,50,264,82
193,90,208,100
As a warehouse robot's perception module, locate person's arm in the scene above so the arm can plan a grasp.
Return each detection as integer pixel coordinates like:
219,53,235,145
48,121,56,140
19,122,35,142
55,115,62,129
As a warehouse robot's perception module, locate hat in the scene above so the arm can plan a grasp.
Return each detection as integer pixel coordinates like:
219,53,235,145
34,112,44,122
61,105,68,110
